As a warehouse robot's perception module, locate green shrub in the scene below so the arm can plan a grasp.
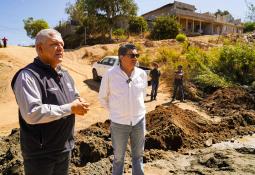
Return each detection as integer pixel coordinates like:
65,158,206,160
113,28,125,36
128,16,148,34
113,28,126,40
193,72,230,92
176,33,187,42
186,47,230,90
155,47,181,64
135,43,144,52
244,22,255,33
185,47,208,73
216,43,255,84
150,16,180,40
138,54,152,67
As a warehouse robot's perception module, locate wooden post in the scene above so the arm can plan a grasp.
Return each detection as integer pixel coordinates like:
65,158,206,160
199,21,202,33
186,18,188,32
211,23,214,35
192,19,195,33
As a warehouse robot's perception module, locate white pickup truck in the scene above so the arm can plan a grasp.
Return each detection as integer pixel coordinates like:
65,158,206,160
92,56,151,85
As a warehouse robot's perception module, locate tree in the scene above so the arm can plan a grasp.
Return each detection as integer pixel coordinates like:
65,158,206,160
244,22,255,32
150,16,180,40
65,0,86,25
128,16,148,34
23,17,49,39
246,0,255,21
66,0,138,39
214,9,230,16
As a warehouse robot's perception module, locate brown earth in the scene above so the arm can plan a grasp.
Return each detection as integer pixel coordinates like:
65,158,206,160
1,37,255,175
201,87,255,118
1,93,255,174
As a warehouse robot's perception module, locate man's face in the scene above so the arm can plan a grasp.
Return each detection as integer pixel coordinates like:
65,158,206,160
121,49,138,69
38,34,64,68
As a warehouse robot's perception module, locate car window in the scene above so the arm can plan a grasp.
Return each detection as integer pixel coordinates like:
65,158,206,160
101,58,110,65
108,58,116,66
100,57,117,66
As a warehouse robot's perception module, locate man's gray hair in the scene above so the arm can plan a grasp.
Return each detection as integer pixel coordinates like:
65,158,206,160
35,29,62,45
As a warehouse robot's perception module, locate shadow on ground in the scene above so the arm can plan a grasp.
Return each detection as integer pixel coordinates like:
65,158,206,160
83,79,101,92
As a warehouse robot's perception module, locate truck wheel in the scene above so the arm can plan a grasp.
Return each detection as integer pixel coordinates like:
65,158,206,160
92,69,99,81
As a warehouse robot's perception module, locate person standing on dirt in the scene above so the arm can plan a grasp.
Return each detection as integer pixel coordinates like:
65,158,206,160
11,29,89,175
171,65,185,102
150,62,161,101
2,37,8,47
99,43,147,175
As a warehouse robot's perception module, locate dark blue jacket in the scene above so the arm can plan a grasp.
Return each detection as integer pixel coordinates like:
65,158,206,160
11,58,77,158
150,68,161,83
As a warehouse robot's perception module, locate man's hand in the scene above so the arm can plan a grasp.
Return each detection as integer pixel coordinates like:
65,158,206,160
71,98,89,116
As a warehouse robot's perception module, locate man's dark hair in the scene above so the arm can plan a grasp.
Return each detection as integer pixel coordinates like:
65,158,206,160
178,65,183,69
118,43,137,57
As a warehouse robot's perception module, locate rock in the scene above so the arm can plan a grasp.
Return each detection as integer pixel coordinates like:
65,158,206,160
204,138,213,147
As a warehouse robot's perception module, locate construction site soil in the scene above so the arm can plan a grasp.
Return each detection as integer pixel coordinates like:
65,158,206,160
0,87,255,175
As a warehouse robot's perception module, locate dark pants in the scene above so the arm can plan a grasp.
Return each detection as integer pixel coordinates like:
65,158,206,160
151,81,159,100
3,42,7,47
172,82,184,101
23,152,70,175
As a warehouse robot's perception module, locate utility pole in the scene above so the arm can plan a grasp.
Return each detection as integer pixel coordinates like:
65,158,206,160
84,10,88,46
84,26,87,45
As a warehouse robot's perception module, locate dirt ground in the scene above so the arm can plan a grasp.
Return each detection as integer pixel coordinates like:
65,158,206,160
0,39,255,175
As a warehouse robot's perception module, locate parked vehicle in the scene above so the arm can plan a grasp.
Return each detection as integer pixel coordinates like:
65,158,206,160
92,56,151,85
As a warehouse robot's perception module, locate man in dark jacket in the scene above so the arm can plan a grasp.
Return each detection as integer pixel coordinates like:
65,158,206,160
11,29,89,175
2,37,8,47
171,65,184,102
150,62,161,101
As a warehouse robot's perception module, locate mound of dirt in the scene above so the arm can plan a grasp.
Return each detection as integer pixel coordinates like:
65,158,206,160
0,129,23,175
201,87,255,117
1,103,254,174
145,104,255,151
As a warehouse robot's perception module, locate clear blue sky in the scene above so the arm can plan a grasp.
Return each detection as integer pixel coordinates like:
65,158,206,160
0,0,250,46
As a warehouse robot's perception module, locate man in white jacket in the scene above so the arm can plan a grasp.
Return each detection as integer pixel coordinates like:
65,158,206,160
99,43,147,175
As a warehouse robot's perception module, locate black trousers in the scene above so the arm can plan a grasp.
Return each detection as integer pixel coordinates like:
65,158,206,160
23,151,70,175
172,83,184,100
151,80,159,100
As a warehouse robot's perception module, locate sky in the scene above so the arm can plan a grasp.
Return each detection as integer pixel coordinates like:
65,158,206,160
0,0,251,46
